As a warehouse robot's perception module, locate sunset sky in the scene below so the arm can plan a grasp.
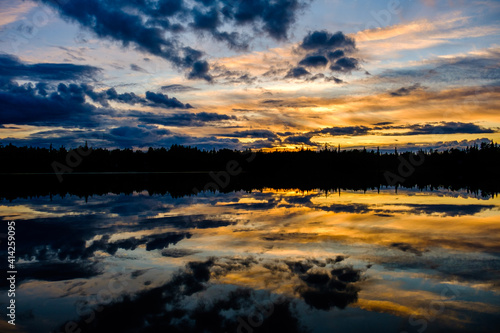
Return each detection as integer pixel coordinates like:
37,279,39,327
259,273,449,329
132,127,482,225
1,0,499,151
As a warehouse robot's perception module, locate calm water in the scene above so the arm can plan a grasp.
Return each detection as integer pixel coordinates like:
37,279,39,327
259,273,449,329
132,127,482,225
1,187,499,332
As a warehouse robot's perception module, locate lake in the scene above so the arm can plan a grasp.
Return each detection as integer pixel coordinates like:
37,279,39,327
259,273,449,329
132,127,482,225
1,185,499,333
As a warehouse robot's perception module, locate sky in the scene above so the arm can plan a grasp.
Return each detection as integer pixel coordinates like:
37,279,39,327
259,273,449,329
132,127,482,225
0,0,499,151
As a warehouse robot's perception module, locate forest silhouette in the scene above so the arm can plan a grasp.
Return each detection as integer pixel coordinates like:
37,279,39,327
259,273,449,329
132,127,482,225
0,141,499,199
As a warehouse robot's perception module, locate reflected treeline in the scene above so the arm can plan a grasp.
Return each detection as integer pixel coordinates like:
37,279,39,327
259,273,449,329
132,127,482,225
0,172,498,201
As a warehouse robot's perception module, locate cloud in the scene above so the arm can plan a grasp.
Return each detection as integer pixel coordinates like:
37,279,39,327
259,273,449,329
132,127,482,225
0,80,101,127
329,57,359,73
84,85,193,109
129,64,148,73
290,30,361,78
377,49,500,84
390,242,425,256
390,83,424,97
373,121,394,126
314,126,370,136
211,65,257,84
109,126,155,138
161,248,200,257
385,122,496,136
191,8,219,30
131,111,237,127
34,0,208,80
260,99,317,108
285,66,310,78
145,91,194,108
298,55,328,68
300,31,356,51
160,84,199,92
222,0,306,40
84,231,193,256
403,204,496,217
139,216,236,229
222,129,279,140
292,259,364,310
0,53,100,81
327,50,345,60
188,60,213,81
284,134,314,145
35,0,309,80
305,73,344,82
282,126,372,146
55,257,358,332
56,257,309,333
0,73,195,128
15,261,101,283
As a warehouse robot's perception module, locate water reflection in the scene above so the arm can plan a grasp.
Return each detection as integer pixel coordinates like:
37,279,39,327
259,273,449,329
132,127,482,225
1,187,499,333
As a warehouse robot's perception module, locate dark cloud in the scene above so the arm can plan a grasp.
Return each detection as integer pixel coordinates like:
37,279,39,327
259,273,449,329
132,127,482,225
0,72,195,128
403,204,496,217
84,232,192,256
154,0,186,17
330,57,359,73
139,216,236,229
84,85,194,109
33,0,207,80
222,129,278,139
300,31,356,51
387,122,496,136
293,259,364,310
188,60,213,81
314,126,370,136
390,242,425,256
281,126,371,146
291,30,361,79
35,0,309,80
263,66,290,77
285,66,310,78
191,8,219,30
0,80,101,127
161,248,200,257
327,50,345,60
84,86,144,107
306,73,343,83
129,64,148,73
37,0,181,62
213,30,250,50
284,134,314,145
317,203,371,214
306,73,326,81
378,51,500,84
131,111,236,127
390,83,423,96
161,84,199,92
145,91,194,108
211,65,257,84
0,82,196,128
298,55,329,68
325,76,344,83
109,126,156,139
0,53,100,81
15,261,101,283
55,257,358,333
260,99,317,108
224,0,306,40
